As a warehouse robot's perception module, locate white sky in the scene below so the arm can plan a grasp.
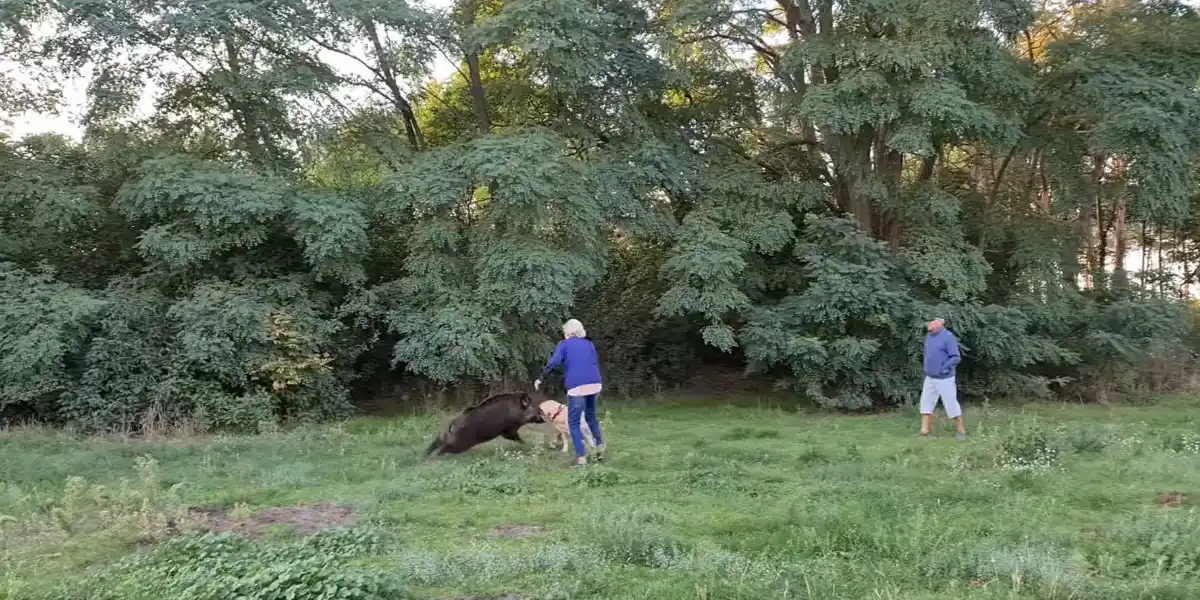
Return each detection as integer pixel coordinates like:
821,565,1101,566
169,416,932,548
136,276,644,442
0,0,458,140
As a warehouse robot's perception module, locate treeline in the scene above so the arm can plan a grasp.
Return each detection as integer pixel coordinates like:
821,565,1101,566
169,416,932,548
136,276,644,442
2,0,1200,431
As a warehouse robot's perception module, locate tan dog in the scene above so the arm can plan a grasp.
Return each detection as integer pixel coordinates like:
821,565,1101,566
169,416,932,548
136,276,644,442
538,400,597,453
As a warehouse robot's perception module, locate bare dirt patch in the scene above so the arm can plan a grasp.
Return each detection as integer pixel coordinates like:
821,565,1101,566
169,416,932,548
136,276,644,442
1159,491,1187,507
488,524,544,539
188,502,359,537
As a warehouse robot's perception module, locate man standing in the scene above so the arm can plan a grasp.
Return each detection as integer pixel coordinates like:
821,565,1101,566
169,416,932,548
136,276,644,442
920,318,966,440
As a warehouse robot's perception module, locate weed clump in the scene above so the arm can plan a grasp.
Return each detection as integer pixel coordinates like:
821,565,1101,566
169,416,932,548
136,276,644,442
1160,431,1200,455
1057,424,1112,454
1085,512,1200,580
438,459,532,497
582,507,684,567
3,455,187,544
994,425,1061,472
89,528,406,600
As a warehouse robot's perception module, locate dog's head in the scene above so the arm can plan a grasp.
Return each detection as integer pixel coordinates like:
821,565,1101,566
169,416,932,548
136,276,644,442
538,400,565,420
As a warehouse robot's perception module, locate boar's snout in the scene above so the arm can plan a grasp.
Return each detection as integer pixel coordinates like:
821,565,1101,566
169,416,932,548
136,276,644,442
523,403,544,423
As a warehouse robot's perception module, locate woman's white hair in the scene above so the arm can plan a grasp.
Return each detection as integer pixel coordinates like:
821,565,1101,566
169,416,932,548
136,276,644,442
562,318,587,339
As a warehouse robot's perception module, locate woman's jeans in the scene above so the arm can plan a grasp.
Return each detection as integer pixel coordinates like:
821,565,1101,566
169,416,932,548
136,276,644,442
566,394,603,458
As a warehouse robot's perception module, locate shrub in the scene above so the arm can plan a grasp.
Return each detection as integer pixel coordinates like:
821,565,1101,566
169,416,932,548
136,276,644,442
581,506,684,567
994,425,1061,472
9,455,186,543
0,263,106,422
570,467,624,488
1085,512,1200,580
395,541,597,586
1160,431,1200,455
437,459,532,497
91,530,407,600
32,276,354,433
1058,424,1112,455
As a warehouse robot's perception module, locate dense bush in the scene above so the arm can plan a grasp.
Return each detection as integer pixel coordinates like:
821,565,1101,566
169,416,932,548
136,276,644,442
1,0,1199,429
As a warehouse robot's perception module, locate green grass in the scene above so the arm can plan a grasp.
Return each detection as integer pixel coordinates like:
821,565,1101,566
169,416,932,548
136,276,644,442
2,397,1199,599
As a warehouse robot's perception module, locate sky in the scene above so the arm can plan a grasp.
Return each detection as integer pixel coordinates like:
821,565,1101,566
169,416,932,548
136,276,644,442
0,56,460,141
0,0,458,140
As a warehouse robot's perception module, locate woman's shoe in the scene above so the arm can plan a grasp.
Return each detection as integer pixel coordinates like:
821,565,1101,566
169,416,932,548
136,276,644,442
572,457,587,468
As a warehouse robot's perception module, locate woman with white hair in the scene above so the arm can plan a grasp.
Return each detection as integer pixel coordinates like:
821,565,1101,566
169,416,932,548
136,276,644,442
534,319,605,467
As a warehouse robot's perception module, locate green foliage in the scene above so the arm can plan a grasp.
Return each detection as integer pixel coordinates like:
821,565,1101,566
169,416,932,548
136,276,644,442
899,188,992,303
658,212,751,352
1016,294,1196,401
0,264,106,419
475,0,670,125
1087,511,1200,580
1041,0,1200,222
368,129,611,382
994,423,1062,472
56,279,178,428
580,506,684,567
739,215,919,407
4,455,186,542
0,135,136,287
50,275,351,431
573,240,701,390
92,531,407,600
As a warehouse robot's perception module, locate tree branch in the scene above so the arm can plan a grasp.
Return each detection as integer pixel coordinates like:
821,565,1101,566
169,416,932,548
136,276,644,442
301,33,386,82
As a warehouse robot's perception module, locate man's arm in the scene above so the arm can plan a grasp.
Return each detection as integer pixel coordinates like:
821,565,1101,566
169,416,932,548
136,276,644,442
943,335,961,370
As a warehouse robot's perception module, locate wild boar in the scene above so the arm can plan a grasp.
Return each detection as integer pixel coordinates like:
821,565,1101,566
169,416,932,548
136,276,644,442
424,391,546,456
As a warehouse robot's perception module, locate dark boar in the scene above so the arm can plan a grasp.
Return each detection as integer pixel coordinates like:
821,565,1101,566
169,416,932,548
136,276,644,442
424,391,546,456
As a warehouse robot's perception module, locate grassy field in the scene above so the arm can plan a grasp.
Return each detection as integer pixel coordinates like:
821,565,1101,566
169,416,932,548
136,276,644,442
2,397,1199,600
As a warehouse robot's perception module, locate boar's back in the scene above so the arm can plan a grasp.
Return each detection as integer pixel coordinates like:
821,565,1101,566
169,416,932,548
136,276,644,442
462,391,532,413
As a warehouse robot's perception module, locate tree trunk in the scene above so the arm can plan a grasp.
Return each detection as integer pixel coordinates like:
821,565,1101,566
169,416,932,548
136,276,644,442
1141,222,1148,289
852,132,874,233
1039,154,1051,214
1110,158,1128,281
465,53,491,134
458,0,492,134
1081,153,1106,288
1097,201,1109,283
1183,244,1191,298
1113,193,1127,274
222,36,270,166
362,19,424,151
1157,224,1164,297
776,0,815,143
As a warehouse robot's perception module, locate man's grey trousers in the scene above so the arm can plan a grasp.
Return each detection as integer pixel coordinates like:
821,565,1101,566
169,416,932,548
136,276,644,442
919,376,962,418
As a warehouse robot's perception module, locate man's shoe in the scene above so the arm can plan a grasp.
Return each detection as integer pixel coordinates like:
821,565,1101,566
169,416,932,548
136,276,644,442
956,432,967,441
